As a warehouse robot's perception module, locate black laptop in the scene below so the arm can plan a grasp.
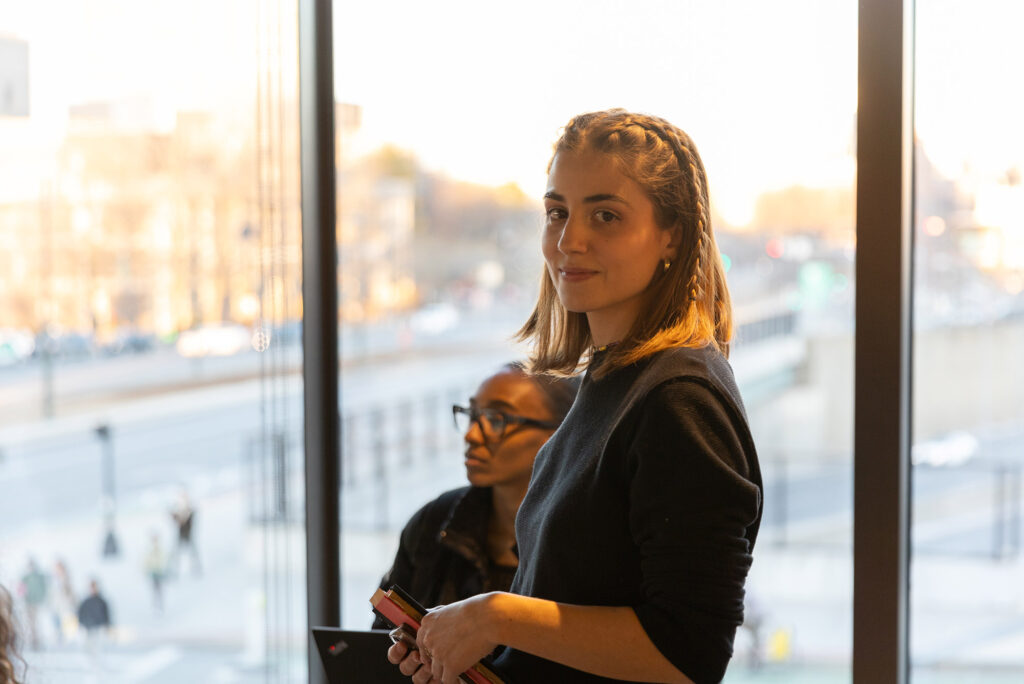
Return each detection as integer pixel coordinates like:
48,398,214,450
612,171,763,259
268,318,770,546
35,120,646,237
312,628,410,684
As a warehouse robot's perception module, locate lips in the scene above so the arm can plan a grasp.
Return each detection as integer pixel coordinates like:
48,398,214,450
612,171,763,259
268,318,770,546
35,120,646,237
559,267,598,282
464,450,489,467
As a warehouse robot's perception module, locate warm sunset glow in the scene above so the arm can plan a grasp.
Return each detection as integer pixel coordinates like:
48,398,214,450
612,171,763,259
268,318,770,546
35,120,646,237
4,1,1023,232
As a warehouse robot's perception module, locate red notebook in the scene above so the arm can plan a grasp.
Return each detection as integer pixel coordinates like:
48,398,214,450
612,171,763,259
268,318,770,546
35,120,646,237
370,585,506,684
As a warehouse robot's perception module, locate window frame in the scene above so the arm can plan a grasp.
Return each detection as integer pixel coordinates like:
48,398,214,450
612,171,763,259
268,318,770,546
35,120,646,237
299,2,341,683
854,0,914,681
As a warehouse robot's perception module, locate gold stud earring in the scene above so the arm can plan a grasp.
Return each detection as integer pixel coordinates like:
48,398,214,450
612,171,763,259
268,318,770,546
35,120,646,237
663,259,671,272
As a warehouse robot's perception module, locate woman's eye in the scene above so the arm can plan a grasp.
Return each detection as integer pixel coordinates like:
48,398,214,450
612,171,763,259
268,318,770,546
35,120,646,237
594,210,618,224
546,207,567,221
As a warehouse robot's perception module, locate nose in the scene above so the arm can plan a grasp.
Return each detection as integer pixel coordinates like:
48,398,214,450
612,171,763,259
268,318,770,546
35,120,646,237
556,212,587,255
464,418,486,447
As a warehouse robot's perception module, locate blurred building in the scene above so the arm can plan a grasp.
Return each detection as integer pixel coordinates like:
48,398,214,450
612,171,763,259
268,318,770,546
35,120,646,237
336,106,418,323
0,97,269,344
334,103,541,324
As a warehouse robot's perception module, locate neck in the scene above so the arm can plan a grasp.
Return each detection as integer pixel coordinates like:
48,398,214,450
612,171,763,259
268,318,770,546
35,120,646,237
586,309,636,348
491,482,526,537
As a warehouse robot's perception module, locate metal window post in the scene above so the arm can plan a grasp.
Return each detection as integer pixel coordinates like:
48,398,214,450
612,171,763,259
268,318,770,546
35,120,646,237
299,1,340,682
854,0,914,681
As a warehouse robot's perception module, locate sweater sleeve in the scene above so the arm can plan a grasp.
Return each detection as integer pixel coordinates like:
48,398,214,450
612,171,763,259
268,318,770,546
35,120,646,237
627,379,762,684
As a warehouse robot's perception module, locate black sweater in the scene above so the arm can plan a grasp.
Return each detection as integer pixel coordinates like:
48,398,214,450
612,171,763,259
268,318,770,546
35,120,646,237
492,346,762,684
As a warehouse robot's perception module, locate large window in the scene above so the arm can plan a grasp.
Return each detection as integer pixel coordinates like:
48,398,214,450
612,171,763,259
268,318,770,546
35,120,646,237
911,2,1024,681
331,2,856,680
10,3,1022,683
0,1,306,681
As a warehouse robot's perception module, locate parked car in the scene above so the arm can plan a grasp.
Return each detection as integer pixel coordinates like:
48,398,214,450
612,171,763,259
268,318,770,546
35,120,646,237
176,323,254,358
100,327,156,356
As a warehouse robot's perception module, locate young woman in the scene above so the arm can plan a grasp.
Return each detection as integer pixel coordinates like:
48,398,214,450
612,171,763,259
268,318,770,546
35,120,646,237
372,362,578,625
390,110,763,684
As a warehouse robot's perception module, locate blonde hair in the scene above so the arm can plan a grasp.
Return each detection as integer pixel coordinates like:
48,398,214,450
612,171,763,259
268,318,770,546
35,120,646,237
518,109,733,377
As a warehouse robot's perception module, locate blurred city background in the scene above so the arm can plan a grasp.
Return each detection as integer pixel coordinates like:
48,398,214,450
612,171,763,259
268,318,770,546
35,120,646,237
0,0,1022,682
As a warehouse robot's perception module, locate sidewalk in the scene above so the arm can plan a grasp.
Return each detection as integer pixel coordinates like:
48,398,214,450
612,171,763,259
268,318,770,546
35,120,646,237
0,446,470,682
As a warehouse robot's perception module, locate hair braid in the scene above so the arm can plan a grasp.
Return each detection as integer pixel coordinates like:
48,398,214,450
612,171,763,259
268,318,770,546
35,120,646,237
681,145,711,303
621,116,711,303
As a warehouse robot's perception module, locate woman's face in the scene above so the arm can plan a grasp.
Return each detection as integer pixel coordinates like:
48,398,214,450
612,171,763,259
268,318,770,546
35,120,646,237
543,148,675,344
463,370,556,491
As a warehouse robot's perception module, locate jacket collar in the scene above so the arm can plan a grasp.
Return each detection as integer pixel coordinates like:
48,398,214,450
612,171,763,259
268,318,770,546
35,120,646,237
439,486,494,573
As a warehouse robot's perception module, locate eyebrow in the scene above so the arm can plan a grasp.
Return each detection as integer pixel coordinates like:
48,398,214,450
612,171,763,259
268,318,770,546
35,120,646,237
483,400,517,412
543,191,631,206
469,398,517,411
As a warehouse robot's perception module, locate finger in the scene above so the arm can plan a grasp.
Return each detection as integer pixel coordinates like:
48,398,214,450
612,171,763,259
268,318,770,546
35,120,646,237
411,662,433,684
398,650,423,677
387,641,408,664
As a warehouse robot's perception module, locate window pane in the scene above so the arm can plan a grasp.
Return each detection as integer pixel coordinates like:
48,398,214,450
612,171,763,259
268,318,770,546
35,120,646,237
0,1,306,681
912,2,1024,682
334,2,856,681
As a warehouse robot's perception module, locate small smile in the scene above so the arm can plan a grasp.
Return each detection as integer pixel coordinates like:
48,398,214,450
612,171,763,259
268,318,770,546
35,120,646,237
559,268,598,282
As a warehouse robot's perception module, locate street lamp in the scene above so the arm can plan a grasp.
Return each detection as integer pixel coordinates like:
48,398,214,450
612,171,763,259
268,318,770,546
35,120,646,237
95,423,119,557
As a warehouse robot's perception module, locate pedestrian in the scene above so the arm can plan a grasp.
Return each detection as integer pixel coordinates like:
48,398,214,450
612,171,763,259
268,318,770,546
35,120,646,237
389,110,763,684
168,489,201,577
1,583,25,684
50,559,77,645
143,532,166,612
77,580,111,669
77,580,111,635
16,559,47,651
372,362,578,629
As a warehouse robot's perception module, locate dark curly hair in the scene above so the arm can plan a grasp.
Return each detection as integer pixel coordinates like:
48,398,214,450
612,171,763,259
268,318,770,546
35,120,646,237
501,361,580,421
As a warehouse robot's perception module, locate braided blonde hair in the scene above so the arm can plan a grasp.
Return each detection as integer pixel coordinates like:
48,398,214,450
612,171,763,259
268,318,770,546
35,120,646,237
518,109,733,377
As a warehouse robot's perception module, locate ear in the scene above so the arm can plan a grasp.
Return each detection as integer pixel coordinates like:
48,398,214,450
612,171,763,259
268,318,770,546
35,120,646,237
660,224,682,260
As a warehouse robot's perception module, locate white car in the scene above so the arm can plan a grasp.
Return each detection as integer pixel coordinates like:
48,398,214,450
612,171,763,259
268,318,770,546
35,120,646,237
176,324,256,358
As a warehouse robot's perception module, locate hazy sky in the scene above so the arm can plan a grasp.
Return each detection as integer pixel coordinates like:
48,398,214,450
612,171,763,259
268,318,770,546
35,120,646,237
334,0,858,224
2,0,1022,226
0,0,257,201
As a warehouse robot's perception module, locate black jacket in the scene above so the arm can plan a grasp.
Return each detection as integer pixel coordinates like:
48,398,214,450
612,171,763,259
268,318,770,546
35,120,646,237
372,486,515,629
78,594,111,630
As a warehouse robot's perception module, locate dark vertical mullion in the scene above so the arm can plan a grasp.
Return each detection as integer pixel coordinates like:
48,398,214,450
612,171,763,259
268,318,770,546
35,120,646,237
855,0,914,682
299,1,339,683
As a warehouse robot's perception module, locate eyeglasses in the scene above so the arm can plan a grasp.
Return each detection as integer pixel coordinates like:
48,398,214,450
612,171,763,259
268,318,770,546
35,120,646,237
452,404,559,439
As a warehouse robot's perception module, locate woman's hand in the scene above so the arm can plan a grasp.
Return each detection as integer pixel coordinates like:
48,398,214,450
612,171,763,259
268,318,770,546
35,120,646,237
387,639,437,683
415,593,500,684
